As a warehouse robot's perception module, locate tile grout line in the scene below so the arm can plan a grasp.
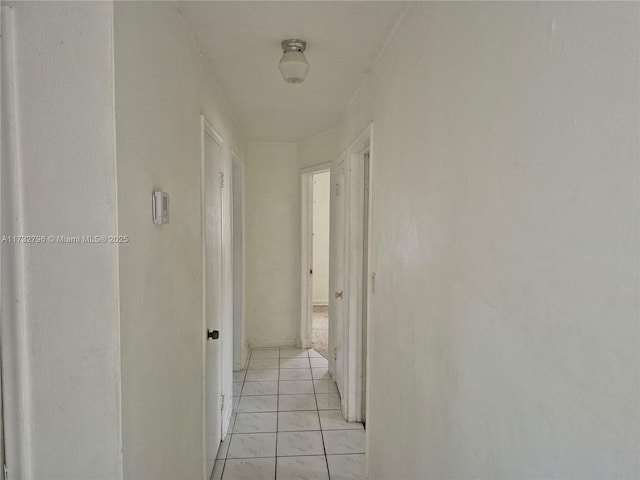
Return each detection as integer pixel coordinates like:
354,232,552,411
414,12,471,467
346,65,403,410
275,347,281,480
222,452,362,459
220,346,252,479
309,350,332,480
217,428,358,434
224,348,350,479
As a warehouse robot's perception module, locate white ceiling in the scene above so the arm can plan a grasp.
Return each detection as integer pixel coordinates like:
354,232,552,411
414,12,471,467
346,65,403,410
178,1,407,142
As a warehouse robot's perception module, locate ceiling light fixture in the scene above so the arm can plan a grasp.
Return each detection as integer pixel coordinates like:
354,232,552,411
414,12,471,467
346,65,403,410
279,39,309,84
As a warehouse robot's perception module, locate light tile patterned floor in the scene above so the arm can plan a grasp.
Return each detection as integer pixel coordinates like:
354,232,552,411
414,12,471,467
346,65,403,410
212,347,365,480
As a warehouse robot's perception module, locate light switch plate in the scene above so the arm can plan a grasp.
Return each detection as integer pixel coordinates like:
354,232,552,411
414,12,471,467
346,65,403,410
152,191,169,225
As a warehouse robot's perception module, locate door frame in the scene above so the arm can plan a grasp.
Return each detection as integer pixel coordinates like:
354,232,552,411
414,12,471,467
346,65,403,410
200,115,225,478
1,6,30,478
299,162,331,348
342,124,373,423
220,143,233,440
231,150,248,371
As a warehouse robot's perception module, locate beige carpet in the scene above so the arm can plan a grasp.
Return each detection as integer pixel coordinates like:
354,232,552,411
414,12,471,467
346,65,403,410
312,305,329,359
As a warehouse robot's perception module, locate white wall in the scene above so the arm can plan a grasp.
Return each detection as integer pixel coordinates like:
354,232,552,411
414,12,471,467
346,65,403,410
312,172,330,304
113,2,244,478
336,3,639,479
243,128,337,344
298,128,338,170
4,2,122,478
6,3,638,479
245,142,300,347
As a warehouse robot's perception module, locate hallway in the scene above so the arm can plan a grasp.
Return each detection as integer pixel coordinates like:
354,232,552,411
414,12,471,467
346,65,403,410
214,347,364,480
1,1,638,478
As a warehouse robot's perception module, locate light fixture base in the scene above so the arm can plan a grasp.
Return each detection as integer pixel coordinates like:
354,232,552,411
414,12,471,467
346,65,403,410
281,39,306,53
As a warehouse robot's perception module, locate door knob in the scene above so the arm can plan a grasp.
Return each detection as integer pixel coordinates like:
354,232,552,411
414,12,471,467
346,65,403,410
207,329,219,340
335,291,343,299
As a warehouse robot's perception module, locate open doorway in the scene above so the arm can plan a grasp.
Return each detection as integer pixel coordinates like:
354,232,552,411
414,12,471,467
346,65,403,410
300,163,331,354
311,172,330,358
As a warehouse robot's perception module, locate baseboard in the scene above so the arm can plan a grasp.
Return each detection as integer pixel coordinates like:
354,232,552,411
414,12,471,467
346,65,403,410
241,339,251,369
221,400,233,438
248,337,298,349
312,304,329,313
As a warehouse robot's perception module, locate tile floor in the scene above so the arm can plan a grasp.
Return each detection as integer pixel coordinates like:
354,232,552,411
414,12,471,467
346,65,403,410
212,346,365,480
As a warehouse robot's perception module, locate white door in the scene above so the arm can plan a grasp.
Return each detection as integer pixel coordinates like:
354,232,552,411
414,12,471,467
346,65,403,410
204,121,223,476
329,157,346,402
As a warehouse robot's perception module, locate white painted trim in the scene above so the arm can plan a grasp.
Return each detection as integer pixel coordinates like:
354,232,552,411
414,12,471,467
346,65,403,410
300,161,332,175
218,128,234,441
199,115,208,479
242,339,251,370
1,7,31,477
249,337,299,349
348,124,373,158
203,119,224,147
231,151,246,371
201,115,226,477
341,124,372,423
363,132,374,479
300,175,314,348
299,162,332,349
108,3,125,474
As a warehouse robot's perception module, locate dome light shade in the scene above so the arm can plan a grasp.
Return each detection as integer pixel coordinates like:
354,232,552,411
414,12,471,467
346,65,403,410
279,39,309,84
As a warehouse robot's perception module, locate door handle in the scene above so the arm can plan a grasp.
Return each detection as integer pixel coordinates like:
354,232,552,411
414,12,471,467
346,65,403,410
335,291,343,299
207,329,219,340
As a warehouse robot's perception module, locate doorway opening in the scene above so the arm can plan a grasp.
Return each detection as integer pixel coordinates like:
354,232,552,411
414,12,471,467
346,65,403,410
311,171,330,358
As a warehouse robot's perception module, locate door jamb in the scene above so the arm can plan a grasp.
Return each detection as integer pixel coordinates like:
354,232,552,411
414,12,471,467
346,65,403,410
299,162,331,348
200,116,225,478
343,124,373,423
230,150,248,371
1,7,31,477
